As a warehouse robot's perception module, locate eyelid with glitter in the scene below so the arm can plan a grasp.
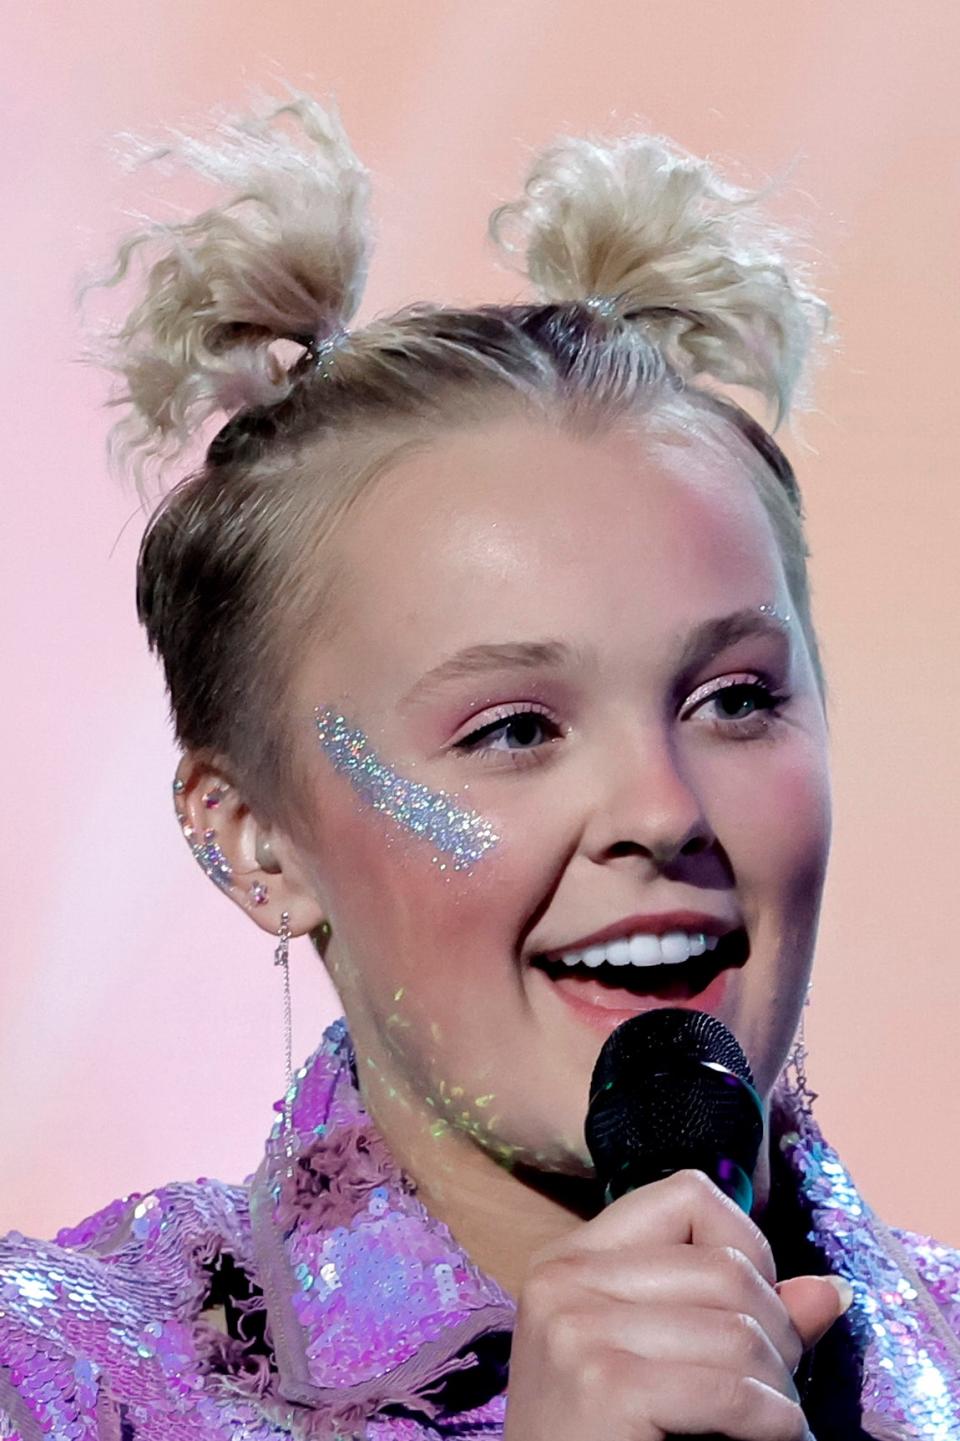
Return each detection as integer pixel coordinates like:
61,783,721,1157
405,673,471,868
451,702,562,761
680,671,791,735
451,671,791,760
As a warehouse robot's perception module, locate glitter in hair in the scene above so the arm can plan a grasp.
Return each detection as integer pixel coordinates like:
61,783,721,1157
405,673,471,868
315,708,500,872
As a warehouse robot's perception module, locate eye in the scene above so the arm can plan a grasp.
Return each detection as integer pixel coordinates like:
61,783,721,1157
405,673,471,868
453,705,560,759
682,673,790,735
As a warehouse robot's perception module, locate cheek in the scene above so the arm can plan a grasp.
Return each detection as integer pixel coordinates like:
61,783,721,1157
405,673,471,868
709,738,832,914
316,783,537,1024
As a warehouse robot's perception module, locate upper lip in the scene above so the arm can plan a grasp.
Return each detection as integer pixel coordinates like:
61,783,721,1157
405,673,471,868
534,910,744,962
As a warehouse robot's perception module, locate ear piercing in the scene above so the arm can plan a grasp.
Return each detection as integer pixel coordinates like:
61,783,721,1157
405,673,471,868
274,911,296,1174
172,776,234,890
171,775,277,902
192,828,234,890
172,772,298,1169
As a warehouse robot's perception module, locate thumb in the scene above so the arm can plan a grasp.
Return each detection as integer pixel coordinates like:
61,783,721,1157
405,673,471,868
775,1274,854,1351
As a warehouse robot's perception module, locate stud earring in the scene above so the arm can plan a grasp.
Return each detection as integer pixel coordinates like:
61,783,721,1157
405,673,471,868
249,881,269,907
185,825,234,890
171,776,234,890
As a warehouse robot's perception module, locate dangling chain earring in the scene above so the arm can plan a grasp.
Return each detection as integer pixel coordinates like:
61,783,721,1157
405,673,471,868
274,911,296,1173
786,981,818,1115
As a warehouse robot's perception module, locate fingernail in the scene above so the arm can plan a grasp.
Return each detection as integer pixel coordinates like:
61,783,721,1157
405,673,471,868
824,1274,854,1313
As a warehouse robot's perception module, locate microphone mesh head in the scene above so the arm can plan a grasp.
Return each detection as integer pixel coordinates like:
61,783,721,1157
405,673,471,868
585,1009,763,1194
590,1008,754,1094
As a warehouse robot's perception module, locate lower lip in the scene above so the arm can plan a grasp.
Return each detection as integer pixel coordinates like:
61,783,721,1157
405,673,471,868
532,963,734,1034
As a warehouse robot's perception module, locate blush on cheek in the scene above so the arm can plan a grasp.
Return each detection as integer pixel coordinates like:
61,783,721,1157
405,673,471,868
314,707,501,874
770,754,832,858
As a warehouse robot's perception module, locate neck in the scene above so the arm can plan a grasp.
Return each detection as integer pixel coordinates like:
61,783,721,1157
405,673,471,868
352,1046,776,1300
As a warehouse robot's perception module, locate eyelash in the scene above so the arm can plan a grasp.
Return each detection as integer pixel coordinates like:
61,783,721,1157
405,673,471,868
452,677,791,765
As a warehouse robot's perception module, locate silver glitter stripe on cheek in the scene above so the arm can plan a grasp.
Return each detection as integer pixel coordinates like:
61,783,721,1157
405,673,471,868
315,707,500,872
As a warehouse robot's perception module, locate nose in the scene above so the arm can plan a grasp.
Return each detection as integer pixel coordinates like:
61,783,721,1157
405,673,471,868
581,724,722,876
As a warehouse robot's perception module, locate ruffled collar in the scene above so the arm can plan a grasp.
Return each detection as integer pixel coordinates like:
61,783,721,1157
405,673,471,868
248,1019,513,1430
246,1019,960,1440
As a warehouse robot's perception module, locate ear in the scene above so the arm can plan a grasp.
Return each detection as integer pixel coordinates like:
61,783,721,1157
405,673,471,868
172,753,326,940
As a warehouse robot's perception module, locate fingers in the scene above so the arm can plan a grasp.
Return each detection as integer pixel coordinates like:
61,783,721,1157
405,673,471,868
776,1273,853,1351
602,1355,812,1441
567,1169,778,1289
540,1242,804,1375
506,1169,835,1441
551,1295,801,1403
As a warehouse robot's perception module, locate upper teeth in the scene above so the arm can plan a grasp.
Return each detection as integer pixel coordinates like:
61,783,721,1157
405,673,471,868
556,931,720,969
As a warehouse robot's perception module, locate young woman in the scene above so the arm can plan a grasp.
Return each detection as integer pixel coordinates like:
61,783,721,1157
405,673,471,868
1,96,957,1441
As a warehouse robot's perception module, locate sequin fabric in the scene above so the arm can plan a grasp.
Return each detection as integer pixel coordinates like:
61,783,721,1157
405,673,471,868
771,1083,960,1439
1,1019,957,1439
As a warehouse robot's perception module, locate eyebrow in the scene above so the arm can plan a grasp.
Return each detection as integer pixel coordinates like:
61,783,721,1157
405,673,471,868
399,609,791,710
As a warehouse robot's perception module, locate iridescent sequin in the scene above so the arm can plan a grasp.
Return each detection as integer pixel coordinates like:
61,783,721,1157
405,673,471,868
315,708,500,872
0,1021,957,1439
774,1099,960,1439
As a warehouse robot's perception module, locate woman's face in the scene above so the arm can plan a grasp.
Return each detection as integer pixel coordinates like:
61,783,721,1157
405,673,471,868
285,412,831,1174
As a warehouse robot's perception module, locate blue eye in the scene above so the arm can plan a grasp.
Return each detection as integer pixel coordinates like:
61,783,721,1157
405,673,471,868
684,676,789,732
452,677,789,764
713,682,776,717
455,708,558,755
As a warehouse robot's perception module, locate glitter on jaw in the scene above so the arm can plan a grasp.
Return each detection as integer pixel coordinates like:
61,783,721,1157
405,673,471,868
314,707,500,872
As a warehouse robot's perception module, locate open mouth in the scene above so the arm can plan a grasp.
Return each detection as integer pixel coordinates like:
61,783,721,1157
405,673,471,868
531,927,749,1006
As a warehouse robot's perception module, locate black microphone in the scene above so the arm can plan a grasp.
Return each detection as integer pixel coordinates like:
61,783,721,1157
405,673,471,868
584,1009,766,1441
585,1007,764,1211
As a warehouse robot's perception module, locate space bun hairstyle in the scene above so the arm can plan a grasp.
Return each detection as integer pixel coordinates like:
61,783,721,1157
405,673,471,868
93,98,371,485
93,93,827,819
490,134,824,426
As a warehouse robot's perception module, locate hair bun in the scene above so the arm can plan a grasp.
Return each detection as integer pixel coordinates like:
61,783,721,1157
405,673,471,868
89,93,371,488
491,133,827,423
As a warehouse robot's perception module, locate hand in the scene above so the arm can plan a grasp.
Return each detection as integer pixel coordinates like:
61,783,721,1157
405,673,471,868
503,1169,849,1441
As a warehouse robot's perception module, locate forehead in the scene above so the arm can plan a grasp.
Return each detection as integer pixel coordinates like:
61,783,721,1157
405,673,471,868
319,415,786,699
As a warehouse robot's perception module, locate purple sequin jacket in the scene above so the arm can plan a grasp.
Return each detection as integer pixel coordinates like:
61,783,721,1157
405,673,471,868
2,1018,958,1440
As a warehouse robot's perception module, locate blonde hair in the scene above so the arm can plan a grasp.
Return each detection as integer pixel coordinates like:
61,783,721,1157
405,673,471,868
92,93,827,818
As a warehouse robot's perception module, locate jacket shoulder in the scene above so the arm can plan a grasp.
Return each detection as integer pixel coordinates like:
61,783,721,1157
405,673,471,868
889,1223,960,1328
0,1179,282,1440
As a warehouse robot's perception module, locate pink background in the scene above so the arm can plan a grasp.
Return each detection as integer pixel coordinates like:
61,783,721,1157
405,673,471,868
3,3,958,1245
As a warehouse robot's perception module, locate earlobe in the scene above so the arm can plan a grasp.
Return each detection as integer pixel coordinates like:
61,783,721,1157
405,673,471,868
172,753,326,939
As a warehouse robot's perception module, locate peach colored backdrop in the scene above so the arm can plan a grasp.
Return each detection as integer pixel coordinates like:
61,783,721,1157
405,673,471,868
3,2,958,1246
